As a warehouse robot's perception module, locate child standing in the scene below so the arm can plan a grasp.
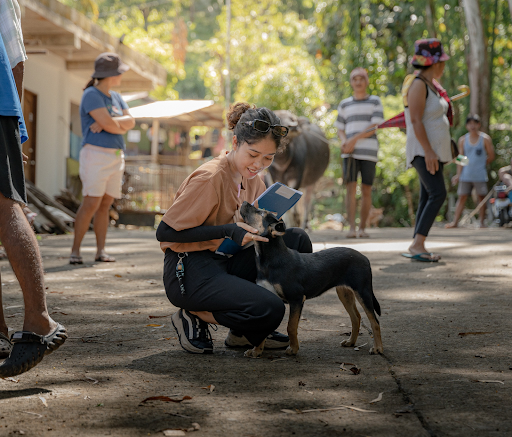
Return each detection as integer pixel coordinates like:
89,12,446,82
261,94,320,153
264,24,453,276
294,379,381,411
446,114,495,228
335,68,384,238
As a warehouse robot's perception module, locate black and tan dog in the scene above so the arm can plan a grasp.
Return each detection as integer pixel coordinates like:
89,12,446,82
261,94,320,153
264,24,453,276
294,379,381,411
240,201,383,358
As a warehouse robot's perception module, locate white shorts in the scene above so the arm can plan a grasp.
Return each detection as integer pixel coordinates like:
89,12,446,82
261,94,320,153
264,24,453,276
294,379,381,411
79,144,125,199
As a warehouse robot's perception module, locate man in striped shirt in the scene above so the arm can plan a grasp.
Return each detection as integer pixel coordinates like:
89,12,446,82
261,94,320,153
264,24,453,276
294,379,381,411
335,67,384,238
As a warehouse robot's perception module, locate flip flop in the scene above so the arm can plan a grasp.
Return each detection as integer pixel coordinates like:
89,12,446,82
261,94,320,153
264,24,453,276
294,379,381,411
401,252,440,263
0,332,13,359
94,254,116,262
0,323,67,378
358,231,370,238
69,255,83,265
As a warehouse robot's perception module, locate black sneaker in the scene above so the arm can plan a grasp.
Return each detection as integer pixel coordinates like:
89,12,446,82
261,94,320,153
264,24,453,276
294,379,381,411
224,330,289,349
171,309,213,354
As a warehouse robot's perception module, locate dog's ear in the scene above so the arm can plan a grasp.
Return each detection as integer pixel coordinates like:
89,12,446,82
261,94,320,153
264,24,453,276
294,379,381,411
270,220,286,237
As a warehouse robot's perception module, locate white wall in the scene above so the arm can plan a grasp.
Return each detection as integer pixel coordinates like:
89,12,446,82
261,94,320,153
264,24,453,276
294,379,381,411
24,51,85,196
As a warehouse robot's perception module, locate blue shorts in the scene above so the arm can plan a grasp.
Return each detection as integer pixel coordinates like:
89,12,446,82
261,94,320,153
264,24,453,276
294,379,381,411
343,158,376,185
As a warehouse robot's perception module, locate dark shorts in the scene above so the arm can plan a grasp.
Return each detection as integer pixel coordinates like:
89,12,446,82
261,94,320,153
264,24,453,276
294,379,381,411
0,115,26,204
343,158,376,185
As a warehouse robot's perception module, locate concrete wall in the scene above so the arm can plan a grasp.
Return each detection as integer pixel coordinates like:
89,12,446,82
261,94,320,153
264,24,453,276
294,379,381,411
24,51,85,196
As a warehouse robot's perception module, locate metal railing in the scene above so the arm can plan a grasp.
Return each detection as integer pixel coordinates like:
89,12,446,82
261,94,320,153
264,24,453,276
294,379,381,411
116,164,192,213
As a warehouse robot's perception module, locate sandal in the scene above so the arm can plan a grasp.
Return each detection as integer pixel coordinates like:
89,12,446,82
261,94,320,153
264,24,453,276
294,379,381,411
69,255,83,265
0,332,13,359
94,254,116,262
0,323,67,378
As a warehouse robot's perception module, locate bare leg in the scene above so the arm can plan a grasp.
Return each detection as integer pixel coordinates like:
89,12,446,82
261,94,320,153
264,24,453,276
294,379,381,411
0,193,56,336
93,194,115,259
0,273,8,337
445,194,468,228
71,196,102,257
408,233,441,261
477,195,487,227
346,182,357,237
358,183,372,236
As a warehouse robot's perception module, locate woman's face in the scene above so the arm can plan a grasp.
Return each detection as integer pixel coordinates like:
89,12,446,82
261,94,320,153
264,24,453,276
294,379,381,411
433,61,445,79
109,74,123,87
232,136,277,179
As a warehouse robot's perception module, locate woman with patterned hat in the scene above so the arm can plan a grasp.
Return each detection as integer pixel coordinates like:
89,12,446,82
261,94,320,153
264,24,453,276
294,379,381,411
401,38,451,262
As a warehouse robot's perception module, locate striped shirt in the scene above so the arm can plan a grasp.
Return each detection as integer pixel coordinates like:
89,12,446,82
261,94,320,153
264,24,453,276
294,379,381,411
0,0,27,68
335,95,384,162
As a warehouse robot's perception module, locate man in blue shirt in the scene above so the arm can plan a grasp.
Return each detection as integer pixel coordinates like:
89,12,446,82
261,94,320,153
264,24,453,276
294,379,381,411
0,22,67,377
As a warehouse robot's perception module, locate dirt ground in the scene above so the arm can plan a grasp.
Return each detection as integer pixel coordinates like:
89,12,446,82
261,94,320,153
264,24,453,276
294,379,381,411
1,226,511,437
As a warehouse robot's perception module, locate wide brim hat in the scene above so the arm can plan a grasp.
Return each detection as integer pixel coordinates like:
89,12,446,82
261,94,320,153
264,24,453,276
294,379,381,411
411,38,450,68
92,52,130,79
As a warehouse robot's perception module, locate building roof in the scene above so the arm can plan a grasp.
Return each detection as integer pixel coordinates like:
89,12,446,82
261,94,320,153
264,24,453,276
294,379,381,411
20,0,167,91
129,100,225,127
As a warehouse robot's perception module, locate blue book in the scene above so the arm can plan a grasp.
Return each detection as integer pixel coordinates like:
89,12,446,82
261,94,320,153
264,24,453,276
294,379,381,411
216,182,303,256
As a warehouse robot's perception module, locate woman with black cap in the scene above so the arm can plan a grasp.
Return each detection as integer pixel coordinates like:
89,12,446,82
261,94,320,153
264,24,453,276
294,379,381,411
401,39,451,262
69,53,135,265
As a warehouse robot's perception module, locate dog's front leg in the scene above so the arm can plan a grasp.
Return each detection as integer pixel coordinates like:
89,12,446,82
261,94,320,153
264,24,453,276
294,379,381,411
286,299,304,355
244,339,266,358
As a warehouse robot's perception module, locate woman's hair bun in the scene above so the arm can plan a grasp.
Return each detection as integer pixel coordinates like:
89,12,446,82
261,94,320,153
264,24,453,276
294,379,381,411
226,102,255,130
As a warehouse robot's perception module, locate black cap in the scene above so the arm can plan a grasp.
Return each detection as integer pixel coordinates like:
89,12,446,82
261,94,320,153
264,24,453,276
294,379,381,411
92,52,130,79
466,114,481,124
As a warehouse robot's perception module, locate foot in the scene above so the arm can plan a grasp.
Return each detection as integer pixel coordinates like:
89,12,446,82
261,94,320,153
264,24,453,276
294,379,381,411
358,230,369,238
0,323,67,377
407,244,441,261
479,223,487,228
445,222,458,228
0,332,13,359
171,309,213,354
225,330,289,349
346,230,357,239
69,254,83,265
94,253,116,262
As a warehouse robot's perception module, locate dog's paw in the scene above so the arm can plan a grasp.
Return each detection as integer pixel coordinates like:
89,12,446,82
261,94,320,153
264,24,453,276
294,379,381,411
244,348,262,358
369,346,383,355
340,339,355,348
285,346,299,356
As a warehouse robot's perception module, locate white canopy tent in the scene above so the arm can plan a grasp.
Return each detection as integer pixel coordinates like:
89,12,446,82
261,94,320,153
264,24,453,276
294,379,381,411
129,100,224,163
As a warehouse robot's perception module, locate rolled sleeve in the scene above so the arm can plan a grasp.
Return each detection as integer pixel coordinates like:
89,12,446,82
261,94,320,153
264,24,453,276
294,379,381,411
334,104,345,130
371,98,385,125
162,178,219,231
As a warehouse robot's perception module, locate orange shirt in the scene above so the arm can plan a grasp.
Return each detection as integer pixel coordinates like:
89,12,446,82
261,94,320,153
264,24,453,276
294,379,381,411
160,151,266,253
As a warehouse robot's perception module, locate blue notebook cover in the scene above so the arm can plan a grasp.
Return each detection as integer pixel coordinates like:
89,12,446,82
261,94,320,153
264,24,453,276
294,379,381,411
216,182,303,256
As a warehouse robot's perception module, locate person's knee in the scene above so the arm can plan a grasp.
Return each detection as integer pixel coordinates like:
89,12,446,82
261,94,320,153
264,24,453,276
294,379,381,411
97,196,114,213
285,227,312,253
251,293,285,327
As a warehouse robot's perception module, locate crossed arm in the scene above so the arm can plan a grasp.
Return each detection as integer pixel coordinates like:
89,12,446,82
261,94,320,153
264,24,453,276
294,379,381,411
89,107,135,135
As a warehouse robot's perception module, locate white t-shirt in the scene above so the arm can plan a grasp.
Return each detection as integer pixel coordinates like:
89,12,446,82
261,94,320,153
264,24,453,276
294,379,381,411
335,95,384,162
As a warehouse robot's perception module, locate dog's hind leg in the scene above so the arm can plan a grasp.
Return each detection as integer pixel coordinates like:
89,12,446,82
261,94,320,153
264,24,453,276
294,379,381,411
286,298,305,355
336,286,361,348
353,294,383,355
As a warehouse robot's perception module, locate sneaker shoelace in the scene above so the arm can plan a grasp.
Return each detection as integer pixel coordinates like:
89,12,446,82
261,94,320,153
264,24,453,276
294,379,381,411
196,321,214,343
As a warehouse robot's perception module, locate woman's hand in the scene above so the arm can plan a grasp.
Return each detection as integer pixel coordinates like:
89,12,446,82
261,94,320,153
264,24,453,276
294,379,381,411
451,175,459,186
90,121,103,133
424,149,439,175
236,222,269,245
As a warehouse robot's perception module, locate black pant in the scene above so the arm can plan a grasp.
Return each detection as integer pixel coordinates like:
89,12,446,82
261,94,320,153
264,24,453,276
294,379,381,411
411,156,447,237
163,228,312,346
0,116,26,204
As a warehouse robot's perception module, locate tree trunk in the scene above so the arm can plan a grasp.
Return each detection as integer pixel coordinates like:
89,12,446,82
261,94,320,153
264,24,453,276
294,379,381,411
462,0,490,132
509,0,512,23
426,0,438,38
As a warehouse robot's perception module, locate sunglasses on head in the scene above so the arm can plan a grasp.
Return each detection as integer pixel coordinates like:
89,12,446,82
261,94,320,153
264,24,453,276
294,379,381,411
244,119,289,137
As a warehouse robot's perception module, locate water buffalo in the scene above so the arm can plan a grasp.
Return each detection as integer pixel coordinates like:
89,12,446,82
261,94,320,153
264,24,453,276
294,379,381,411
270,110,330,228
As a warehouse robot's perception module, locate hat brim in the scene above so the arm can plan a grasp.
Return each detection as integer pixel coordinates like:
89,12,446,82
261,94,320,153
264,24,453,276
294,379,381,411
411,52,450,68
91,62,130,79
